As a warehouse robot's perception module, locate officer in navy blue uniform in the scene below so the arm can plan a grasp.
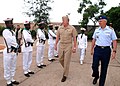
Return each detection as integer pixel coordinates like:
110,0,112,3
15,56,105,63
91,16,117,86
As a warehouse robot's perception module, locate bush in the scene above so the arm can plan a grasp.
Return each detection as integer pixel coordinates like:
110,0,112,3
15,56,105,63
87,32,94,40
30,30,37,40
44,30,49,39
116,31,120,38
0,26,5,36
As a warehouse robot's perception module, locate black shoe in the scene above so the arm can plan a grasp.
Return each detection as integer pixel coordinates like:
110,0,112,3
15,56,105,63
37,65,43,68
41,64,46,67
61,76,67,82
93,77,98,85
12,81,19,85
7,83,13,86
24,73,30,77
51,59,55,61
48,59,55,62
29,71,34,74
54,55,58,58
48,59,53,62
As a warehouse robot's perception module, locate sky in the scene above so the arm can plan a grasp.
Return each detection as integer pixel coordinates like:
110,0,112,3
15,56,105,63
0,0,120,25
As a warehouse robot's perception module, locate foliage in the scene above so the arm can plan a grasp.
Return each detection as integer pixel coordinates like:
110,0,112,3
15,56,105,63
44,29,49,39
104,6,120,31
30,29,37,40
116,31,120,38
87,31,94,40
0,26,5,36
77,0,106,29
24,0,53,23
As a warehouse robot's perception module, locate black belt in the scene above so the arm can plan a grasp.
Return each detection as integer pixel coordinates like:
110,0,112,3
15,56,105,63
25,42,33,47
96,45,110,49
39,39,45,44
7,46,18,53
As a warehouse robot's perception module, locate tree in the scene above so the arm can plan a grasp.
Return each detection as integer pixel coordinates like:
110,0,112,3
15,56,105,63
104,6,120,31
24,0,53,23
0,26,5,36
77,0,106,29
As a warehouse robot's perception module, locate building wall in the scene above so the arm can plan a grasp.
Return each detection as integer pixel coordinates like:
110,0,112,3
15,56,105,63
73,25,99,34
0,23,98,32
0,23,36,30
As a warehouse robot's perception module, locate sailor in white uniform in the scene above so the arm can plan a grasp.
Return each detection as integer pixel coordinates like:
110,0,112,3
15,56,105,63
77,28,87,64
21,21,34,77
48,24,56,61
2,18,19,86
54,25,59,57
36,22,46,68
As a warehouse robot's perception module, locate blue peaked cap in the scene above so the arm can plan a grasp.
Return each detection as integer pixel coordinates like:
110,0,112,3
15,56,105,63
99,16,107,20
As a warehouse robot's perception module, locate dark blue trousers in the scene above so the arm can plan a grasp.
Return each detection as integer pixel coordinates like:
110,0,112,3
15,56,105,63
92,46,111,86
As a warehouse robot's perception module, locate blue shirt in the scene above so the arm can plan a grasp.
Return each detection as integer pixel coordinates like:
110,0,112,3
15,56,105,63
92,26,117,46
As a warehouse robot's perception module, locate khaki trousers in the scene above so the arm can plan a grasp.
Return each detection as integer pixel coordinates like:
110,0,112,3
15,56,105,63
59,43,72,77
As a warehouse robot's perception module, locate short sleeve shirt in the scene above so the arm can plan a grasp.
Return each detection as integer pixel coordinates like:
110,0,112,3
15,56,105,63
92,26,117,46
57,25,77,43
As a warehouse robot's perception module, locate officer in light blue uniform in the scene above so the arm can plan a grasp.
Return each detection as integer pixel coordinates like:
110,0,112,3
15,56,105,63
91,16,117,86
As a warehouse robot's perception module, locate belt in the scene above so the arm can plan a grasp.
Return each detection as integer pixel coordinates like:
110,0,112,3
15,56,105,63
25,42,33,47
7,47,18,53
60,42,72,44
96,45,110,49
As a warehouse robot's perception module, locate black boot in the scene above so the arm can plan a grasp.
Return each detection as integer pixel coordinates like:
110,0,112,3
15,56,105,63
93,77,99,85
61,76,67,82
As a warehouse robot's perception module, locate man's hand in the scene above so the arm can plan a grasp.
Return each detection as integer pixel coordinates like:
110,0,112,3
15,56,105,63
72,47,76,53
91,49,94,55
54,44,57,51
111,51,116,60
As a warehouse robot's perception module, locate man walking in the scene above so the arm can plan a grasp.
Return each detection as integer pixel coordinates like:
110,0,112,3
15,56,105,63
55,16,77,82
91,16,117,86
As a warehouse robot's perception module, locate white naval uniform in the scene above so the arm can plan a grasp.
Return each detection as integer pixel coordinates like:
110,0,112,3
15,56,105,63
77,33,87,62
54,30,59,56
36,28,46,66
21,28,34,74
48,29,56,60
2,29,18,84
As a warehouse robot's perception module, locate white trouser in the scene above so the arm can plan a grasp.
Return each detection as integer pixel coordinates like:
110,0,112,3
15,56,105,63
48,44,54,60
36,46,44,66
23,51,32,74
79,48,86,61
3,49,17,83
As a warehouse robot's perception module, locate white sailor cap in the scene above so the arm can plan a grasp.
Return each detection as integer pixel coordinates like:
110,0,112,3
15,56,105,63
81,28,86,31
24,21,30,25
3,18,13,22
48,23,53,26
38,21,45,25
54,25,59,27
